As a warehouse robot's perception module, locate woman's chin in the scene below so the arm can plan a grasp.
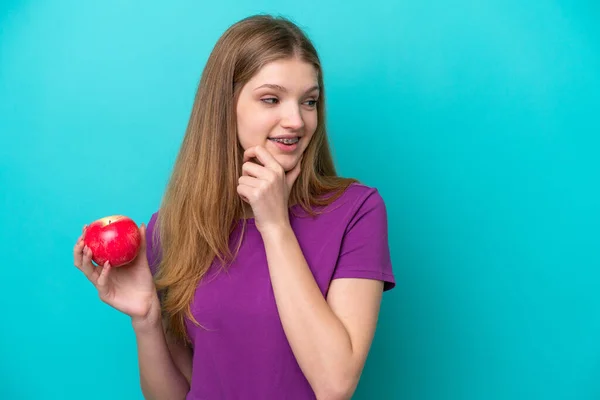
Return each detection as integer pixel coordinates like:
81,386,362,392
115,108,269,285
275,155,301,172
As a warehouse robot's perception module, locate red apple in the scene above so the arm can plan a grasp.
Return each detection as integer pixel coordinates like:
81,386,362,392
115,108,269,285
83,215,141,267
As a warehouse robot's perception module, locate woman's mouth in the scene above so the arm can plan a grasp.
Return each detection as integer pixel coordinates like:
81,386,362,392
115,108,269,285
268,137,300,152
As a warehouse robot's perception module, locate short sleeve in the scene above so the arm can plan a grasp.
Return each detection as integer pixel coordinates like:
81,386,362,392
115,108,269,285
332,189,396,291
145,212,161,277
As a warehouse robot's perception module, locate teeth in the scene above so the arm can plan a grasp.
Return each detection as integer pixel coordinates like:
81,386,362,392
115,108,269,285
271,137,299,144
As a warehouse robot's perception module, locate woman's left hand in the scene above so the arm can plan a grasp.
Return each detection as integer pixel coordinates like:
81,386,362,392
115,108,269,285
237,145,303,234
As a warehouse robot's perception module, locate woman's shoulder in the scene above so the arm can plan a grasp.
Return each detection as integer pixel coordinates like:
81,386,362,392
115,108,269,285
146,211,160,246
294,181,387,228
147,211,159,228
145,211,161,271
341,182,383,201
324,181,386,215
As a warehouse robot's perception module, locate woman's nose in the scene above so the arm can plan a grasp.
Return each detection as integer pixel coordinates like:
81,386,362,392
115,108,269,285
281,104,305,130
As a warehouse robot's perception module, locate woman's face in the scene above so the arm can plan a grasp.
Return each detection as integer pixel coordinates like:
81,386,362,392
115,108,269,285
236,57,320,172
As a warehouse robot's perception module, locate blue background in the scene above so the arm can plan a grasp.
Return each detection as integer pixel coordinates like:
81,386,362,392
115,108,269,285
1,1,599,399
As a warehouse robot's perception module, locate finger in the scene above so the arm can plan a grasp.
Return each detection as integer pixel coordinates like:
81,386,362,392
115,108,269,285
244,146,280,172
247,156,261,166
86,246,103,283
139,223,147,253
96,261,112,298
243,146,258,163
237,184,254,203
134,223,149,264
242,161,268,179
238,175,260,188
73,239,85,269
74,243,95,279
81,246,100,284
285,155,303,189
94,264,104,282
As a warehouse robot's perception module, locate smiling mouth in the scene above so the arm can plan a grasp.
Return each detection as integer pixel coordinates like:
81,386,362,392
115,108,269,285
268,137,300,145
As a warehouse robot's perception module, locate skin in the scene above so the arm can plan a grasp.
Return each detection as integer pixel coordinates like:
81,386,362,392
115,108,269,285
236,57,319,175
73,57,385,400
73,227,191,400
236,57,319,220
236,57,385,399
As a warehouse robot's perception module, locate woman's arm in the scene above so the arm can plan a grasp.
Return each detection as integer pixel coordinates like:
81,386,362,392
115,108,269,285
236,146,388,399
132,297,193,400
261,226,384,400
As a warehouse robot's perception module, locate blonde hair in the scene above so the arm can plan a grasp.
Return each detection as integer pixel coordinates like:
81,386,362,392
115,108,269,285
153,14,358,343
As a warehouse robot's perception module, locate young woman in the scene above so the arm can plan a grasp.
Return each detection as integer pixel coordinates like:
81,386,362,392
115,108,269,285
74,14,395,400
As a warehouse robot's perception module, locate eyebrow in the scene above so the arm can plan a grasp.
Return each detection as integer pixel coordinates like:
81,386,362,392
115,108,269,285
254,84,320,94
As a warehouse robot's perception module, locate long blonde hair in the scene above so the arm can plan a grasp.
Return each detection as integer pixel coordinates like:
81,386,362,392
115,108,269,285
153,14,358,344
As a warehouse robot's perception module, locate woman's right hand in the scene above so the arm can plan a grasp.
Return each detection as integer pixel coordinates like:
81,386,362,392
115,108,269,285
73,223,161,326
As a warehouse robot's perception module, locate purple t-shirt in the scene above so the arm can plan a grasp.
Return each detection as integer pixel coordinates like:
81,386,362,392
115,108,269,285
146,183,395,399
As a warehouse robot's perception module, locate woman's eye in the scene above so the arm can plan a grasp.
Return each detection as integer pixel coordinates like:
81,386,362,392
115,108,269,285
261,98,318,107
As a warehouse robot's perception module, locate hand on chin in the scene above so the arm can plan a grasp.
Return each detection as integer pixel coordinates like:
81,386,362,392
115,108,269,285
237,145,303,233
260,148,300,173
